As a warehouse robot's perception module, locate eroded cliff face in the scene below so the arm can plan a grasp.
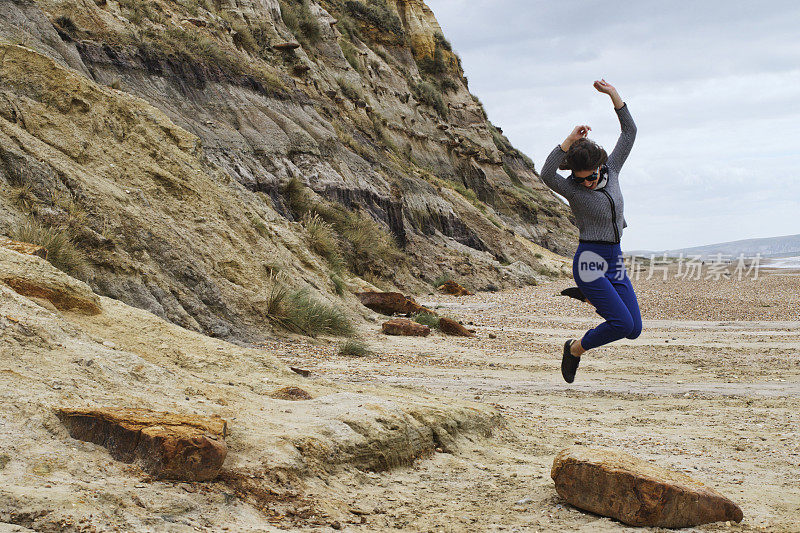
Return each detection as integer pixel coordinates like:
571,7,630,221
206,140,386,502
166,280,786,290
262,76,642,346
0,0,575,341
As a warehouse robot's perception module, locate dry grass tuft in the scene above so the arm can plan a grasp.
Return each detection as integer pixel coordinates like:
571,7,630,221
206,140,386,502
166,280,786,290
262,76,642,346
11,218,88,278
262,275,353,337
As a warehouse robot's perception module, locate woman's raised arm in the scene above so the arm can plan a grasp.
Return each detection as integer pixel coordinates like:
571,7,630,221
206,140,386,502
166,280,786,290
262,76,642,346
594,79,637,172
539,125,590,198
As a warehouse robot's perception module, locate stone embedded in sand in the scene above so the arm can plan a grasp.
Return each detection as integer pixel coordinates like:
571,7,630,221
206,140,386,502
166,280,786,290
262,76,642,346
551,446,744,528
357,291,433,316
56,408,227,481
438,317,475,337
270,386,313,400
290,366,311,377
0,248,101,314
382,318,430,337
1,239,48,259
437,280,474,296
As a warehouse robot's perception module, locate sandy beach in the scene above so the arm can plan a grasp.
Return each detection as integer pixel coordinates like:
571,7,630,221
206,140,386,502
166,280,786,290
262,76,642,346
266,266,800,532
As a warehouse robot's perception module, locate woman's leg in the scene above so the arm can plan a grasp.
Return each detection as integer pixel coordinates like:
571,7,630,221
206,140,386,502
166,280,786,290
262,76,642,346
612,274,642,339
574,274,636,351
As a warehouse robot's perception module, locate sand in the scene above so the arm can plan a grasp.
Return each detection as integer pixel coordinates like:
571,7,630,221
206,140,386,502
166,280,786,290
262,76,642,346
264,266,800,532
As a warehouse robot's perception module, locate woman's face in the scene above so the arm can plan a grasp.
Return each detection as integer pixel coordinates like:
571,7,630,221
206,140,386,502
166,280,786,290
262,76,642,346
573,168,600,189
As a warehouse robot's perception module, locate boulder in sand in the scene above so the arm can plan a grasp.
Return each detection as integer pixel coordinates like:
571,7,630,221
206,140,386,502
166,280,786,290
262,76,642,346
437,280,473,296
551,446,743,528
382,318,431,337
57,408,228,481
439,317,475,337
357,291,433,316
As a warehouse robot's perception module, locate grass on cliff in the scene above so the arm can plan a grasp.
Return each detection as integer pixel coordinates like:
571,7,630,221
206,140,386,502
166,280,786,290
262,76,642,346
284,178,404,279
336,77,365,102
131,23,284,95
412,81,447,118
341,0,404,40
302,213,345,271
11,218,88,279
339,39,362,72
263,276,353,336
419,171,485,212
330,272,346,295
279,0,321,45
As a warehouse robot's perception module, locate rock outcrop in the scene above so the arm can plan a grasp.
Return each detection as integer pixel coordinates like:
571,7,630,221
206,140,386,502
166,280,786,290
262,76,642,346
551,446,744,528
0,0,573,342
0,247,101,314
57,408,228,481
382,317,430,336
1,239,48,259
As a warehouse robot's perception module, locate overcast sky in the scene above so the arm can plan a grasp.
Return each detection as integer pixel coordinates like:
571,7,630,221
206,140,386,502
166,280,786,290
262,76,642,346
425,0,800,251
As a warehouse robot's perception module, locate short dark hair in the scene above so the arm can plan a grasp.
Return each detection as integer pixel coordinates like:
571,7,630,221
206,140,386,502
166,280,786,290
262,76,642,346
559,138,607,171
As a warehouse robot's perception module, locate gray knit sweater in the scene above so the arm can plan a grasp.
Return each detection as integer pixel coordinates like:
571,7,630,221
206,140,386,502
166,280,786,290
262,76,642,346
540,103,637,244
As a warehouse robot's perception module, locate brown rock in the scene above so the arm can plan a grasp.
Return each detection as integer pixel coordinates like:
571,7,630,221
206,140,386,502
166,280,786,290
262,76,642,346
57,408,227,481
0,248,101,314
382,318,430,337
1,239,48,259
290,366,311,377
3,277,101,314
356,291,434,316
438,317,475,337
437,280,473,296
270,386,313,400
551,446,743,528
273,42,301,51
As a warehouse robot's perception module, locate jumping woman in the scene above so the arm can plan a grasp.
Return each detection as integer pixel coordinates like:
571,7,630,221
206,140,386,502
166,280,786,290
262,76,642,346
539,79,642,383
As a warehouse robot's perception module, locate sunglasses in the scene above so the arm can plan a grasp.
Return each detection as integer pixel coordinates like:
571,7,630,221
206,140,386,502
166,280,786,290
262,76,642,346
572,169,600,183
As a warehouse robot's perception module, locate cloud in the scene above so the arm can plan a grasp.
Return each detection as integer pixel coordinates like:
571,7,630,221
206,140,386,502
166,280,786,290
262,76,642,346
427,0,800,250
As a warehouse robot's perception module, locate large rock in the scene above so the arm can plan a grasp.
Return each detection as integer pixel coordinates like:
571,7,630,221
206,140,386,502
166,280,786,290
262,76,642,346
57,408,228,481
357,291,434,316
551,446,744,528
437,280,473,296
382,318,431,337
0,248,101,314
438,317,475,337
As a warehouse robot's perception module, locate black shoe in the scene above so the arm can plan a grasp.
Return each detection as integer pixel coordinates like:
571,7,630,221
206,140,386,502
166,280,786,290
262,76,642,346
561,339,581,383
560,287,587,302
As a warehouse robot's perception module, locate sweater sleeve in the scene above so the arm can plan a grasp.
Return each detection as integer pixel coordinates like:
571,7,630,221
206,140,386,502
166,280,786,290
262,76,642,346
606,103,637,173
539,145,574,198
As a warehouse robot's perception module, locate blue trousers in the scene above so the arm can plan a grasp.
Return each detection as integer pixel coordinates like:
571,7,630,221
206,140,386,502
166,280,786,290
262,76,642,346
572,242,642,350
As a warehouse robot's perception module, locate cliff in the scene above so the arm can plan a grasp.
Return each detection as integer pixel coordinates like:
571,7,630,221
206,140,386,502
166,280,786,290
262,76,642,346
0,0,575,341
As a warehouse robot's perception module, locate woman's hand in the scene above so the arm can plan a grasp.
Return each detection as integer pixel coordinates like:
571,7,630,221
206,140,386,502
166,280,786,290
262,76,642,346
594,78,625,109
593,78,617,95
561,124,591,151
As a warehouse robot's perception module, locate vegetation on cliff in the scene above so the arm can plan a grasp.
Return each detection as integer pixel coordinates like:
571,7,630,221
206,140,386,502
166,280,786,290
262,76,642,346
0,0,575,342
